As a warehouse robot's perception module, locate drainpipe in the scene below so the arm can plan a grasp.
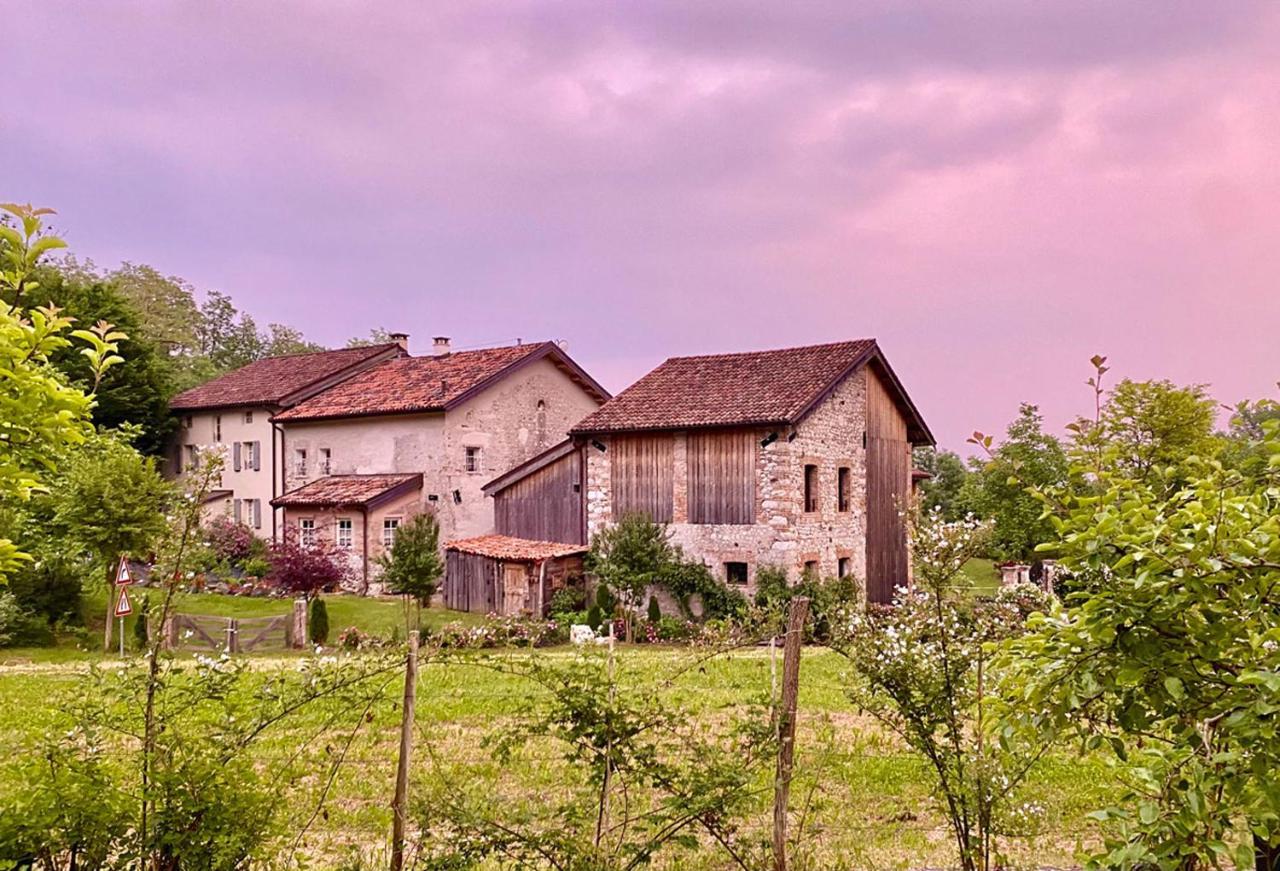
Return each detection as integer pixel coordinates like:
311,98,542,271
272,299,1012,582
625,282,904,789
271,418,284,542
536,558,548,617
362,505,370,594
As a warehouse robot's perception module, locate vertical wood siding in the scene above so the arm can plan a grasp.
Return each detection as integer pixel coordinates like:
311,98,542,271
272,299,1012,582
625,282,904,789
610,434,674,522
444,550,499,613
687,429,757,524
494,447,585,544
865,365,911,603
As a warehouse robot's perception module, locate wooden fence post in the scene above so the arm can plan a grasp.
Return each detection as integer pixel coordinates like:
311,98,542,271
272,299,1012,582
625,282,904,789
291,598,307,649
391,630,419,871
225,617,239,654
162,615,176,651
772,596,810,871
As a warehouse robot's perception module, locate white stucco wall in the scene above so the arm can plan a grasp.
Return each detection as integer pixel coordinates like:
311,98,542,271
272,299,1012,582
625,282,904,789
170,407,278,537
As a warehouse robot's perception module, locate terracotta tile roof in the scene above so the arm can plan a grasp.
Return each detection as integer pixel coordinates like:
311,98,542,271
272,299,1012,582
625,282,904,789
446,534,588,561
571,340,880,434
274,341,605,422
170,344,402,411
271,474,422,508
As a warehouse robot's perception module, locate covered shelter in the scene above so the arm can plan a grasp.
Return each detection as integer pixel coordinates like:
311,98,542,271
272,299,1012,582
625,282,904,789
444,534,587,616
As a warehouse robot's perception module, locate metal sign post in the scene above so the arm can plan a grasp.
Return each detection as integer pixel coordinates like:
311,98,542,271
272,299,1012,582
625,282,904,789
114,566,134,657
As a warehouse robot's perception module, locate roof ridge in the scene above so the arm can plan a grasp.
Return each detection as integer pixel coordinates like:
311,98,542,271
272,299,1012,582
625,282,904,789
250,341,399,362
661,338,876,364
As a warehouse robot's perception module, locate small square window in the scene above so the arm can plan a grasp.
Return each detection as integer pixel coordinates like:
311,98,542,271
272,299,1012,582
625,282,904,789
725,562,749,585
382,518,400,549
336,518,353,549
244,411,254,425
464,446,482,473
803,560,819,579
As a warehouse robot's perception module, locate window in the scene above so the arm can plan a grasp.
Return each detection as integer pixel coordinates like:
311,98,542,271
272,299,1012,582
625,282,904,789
336,518,353,549
838,557,852,578
299,518,316,547
725,562,749,585
184,445,199,472
803,464,819,513
241,441,260,471
382,518,399,549
244,411,253,424
803,560,819,579
464,446,482,473
183,415,193,428
319,448,331,475
214,415,222,442
294,448,307,477
837,467,851,512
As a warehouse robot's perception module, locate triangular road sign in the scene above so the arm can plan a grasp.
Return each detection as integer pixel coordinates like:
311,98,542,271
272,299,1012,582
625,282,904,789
115,557,132,586
114,586,133,618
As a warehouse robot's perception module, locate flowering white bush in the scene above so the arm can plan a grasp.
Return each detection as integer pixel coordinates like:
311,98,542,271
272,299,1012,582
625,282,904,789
836,509,1049,871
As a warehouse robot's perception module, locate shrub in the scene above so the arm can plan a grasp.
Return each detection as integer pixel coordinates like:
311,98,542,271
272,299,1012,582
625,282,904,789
240,556,272,579
548,587,586,619
586,604,603,631
0,590,52,647
268,531,354,599
308,598,330,645
7,555,83,628
647,594,661,623
132,593,150,649
205,516,262,566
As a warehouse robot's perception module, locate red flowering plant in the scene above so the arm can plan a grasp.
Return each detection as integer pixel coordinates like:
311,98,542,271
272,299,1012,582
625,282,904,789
266,529,355,600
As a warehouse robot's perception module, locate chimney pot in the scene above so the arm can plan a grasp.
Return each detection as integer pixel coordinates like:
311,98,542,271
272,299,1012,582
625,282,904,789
388,332,410,353
432,336,451,356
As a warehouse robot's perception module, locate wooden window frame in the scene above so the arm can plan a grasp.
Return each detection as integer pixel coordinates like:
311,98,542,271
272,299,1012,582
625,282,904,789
803,464,819,513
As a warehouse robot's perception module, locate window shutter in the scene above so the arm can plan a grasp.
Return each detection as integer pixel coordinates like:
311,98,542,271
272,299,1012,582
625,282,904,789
233,442,242,472
252,499,262,529
252,441,261,471
233,499,242,524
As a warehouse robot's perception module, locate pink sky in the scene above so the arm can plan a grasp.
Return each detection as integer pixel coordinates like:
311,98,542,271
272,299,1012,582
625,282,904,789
6,2,1279,451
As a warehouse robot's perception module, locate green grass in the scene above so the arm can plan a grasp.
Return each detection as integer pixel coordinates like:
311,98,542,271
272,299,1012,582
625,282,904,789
0,645,1121,869
958,557,998,596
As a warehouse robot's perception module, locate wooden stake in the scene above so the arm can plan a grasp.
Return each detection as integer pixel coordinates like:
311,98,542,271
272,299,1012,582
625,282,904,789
390,630,419,871
772,596,809,871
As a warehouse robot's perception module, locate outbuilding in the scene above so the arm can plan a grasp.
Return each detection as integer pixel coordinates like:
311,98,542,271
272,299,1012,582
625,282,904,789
444,534,587,616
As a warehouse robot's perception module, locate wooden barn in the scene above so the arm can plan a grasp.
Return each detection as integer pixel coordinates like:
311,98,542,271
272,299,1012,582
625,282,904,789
479,339,934,604
444,534,587,616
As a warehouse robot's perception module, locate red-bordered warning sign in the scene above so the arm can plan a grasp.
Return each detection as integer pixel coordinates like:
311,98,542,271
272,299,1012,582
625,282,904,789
115,557,133,586
114,585,134,618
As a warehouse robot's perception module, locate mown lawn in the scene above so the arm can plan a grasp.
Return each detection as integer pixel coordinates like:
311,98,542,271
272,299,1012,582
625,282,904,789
0,644,1119,869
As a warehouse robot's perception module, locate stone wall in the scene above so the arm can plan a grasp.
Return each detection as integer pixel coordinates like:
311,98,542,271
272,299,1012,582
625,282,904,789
585,366,871,593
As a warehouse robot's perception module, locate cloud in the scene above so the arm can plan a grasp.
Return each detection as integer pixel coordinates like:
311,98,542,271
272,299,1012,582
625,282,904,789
3,1,1278,449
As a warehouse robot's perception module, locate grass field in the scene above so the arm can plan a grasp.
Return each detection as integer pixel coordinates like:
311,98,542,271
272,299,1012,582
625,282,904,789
0,642,1118,869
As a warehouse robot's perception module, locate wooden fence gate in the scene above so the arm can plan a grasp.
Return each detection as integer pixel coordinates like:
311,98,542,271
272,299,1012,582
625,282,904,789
163,600,307,653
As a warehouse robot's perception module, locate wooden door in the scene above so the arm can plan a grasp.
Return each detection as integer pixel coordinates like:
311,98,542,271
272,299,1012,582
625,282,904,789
501,563,528,616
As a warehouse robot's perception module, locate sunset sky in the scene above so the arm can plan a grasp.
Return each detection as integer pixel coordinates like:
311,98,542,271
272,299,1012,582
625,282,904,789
7,2,1279,451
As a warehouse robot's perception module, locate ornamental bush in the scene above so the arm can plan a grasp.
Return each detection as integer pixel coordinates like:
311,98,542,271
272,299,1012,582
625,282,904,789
308,597,330,645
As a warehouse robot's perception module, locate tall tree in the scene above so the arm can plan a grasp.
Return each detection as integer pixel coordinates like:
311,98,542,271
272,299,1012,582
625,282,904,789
964,404,1067,562
1220,396,1280,481
0,203,125,579
46,429,173,650
913,447,973,522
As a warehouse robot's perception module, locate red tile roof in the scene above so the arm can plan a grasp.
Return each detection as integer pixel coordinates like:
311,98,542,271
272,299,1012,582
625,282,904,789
271,474,422,508
170,344,402,411
572,340,881,434
274,341,608,422
446,534,588,561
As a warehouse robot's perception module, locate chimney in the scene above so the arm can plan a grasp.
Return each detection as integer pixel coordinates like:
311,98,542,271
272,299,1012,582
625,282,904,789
388,332,410,353
432,336,451,356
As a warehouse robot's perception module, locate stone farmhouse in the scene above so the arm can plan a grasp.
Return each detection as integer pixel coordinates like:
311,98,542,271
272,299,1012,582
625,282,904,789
476,340,933,607
167,339,409,536
267,338,609,588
